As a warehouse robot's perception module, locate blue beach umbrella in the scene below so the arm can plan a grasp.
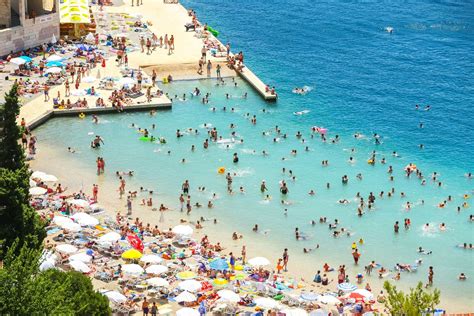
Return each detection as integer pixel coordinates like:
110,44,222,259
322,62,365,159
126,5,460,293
209,258,229,271
337,282,357,292
46,61,63,67
19,56,32,62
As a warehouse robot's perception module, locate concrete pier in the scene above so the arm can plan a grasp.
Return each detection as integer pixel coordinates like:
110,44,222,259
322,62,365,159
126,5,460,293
235,67,277,101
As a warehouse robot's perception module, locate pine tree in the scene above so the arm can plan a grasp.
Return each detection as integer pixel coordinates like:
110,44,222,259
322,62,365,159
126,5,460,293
0,84,24,170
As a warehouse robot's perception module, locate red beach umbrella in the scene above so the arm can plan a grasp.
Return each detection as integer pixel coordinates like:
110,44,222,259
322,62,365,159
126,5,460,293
127,233,144,252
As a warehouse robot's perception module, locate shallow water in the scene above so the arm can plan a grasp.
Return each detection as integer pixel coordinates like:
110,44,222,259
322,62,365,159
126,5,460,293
34,76,473,308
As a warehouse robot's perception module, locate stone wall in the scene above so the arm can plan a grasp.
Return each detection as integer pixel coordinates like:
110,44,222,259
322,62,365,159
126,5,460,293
0,0,12,29
0,12,59,56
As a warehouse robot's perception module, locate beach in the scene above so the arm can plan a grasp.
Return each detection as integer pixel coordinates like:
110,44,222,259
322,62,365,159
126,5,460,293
9,0,474,314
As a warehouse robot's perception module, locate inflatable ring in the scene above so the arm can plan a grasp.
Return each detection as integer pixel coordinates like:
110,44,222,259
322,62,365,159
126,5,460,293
162,77,168,84
78,113,85,119
464,194,470,199
139,136,149,141
217,167,225,174
367,159,374,165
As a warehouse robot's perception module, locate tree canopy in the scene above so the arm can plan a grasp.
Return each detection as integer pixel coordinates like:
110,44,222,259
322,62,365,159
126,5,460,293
0,84,24,170
383,281,441,315
0,242,110,315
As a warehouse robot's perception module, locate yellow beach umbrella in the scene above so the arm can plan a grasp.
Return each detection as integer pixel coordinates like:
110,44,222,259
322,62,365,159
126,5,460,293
176,271,197,280
121,249,142,260
212,278,228,287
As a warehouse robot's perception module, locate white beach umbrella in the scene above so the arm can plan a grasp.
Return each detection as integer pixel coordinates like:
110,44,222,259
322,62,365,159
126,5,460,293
69,260,91,273
69,252,92,263
68,199,90,208
248,256,270,267
122,264,144,276
31,171,47,179
98,231,121,243
217,289,241,303
176,307,200,316
337,282,357,292
352,288,374,300
56,244,78,254
10,57,26,65
29,179,37,187
178,279,202,292
45,67,62,73
85,32,95,42
82,76,96,83
53,215,73,226
104,291,127,303
71,89,86,96
140,254,163,264
146,277,169,287
255,297,280,309
317,295,341,305
175,291,197,303
71,212,99,226
118,77,136,86
39,259,56,271
280,308,309,316
145,264,168,275
47,54,62,62
29,187,47,195
61,221,82,232
172,225,193,236
40,174,58,182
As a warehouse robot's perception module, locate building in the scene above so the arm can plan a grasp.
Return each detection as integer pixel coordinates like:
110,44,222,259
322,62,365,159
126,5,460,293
0,0,60,57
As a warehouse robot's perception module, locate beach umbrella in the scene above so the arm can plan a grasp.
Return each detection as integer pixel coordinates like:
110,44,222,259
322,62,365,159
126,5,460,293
71,212,99,226
56,244,78,254
70,89,86,96
61,221,82,232
104,291,126,303
69,260,91,273
122,264,144,276
121,249,143,260
346,292,366,303
51,34,57,44
82,76,96,83
209,258,229,271
31,171,47,179
53,216,73,226
248,256,270,267
280,308,308,316
317,295,341,305
46,67,62,74
140,254,163,264
175,291,196,303
41,174,58,182
46,61,63,67
98,231,121,243
118,77,136,86
172,225,193,236
127,233,144,252
19,56,32,62
69,252,92,263
255,297,279,309
10,57,27,65
146,277,169,287
145,264,168,275
29,179,37,187
29,187,47,195
47,54,62,62
178,279,202,292
217,289,240,303
352,289,374,300
176,307,199,316
337,282,357,292
68,199,89,208
39,259,56,271
301,292,319,301
176,271,197,280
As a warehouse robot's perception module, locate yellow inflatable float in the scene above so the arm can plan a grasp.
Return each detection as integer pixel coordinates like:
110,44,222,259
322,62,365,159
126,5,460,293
78,113,85,119
217,167,225,174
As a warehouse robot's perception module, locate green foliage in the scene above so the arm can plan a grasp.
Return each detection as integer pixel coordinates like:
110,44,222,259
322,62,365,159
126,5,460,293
0,242,111,315
0,167,45,258
383,281,441,315
0,84,24,170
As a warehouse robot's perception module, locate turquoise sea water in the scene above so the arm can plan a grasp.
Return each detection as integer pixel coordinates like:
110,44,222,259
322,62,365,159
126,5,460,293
33,0,473,308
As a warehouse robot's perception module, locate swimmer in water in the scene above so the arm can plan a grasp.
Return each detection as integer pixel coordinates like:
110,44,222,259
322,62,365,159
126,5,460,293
67,147,76,153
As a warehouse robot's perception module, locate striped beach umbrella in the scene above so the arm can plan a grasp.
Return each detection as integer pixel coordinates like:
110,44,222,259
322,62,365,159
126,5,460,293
337,282,357,292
